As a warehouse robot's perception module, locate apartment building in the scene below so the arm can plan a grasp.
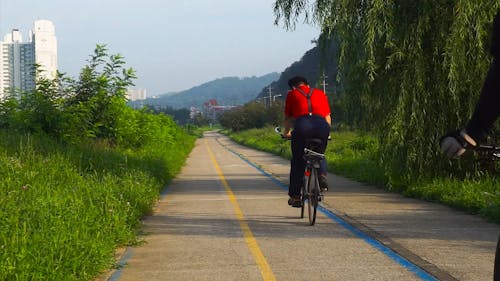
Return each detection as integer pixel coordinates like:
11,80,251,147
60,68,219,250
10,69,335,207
127,88,147,101
0,19,57,98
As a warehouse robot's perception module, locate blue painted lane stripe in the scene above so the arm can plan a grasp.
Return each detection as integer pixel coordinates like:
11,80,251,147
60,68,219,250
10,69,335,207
218,140,437,281
319,206,437,281
108,248,134,281
108,184,170,280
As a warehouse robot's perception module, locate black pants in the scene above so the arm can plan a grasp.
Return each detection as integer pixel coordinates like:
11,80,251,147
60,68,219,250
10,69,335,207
466,60,500,140
289,115,330,197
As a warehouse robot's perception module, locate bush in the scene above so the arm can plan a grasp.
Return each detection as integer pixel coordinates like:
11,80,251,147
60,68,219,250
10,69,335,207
218,101,284,131
0,44,198,280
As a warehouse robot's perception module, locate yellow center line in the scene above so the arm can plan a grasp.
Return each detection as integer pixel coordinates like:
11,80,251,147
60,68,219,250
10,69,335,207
205,140,277,281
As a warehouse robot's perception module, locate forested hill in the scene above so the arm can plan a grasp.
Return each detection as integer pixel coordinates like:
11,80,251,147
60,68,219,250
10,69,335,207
255,37,339,100
141,73,279,109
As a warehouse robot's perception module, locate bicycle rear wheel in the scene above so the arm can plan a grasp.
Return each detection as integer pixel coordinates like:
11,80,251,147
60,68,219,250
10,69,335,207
307,169,318,225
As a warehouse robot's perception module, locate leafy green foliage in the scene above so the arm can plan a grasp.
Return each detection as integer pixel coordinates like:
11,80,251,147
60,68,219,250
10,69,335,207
146,105,191,125
0,129,195,280
218,101,284,131
273,0,500,184
227,126,292,158
0,45,197,280
191,112,211,127
0,44,139,145
63,44,137,143
0,67,65,135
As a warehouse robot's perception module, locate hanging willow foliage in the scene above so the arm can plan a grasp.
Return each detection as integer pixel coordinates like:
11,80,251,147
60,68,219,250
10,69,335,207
274,0,500,186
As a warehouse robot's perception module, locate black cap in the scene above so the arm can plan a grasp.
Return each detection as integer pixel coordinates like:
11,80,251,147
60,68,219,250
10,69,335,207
287,76,308,89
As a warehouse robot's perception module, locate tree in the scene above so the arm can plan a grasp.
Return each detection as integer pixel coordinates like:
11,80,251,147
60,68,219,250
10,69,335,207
218,101,284,131
62,44,136,142
0,45,138,146
274,0,500,184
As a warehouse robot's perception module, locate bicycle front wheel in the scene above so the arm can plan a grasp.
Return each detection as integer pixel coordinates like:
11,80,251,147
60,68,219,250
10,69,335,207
307,168,318,225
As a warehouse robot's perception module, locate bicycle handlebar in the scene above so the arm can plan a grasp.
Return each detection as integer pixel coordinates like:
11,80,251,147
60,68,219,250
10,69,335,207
472,144,500,158
274,126,290,140
475,144,500,151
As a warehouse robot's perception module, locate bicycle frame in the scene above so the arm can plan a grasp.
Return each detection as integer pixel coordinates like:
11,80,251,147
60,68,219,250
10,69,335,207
472,144,500,174
474,144,500,158
301,147,325,226
274,127,328,225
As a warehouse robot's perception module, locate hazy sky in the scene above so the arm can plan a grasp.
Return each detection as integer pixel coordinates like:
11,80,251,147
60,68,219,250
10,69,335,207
0,0,319,96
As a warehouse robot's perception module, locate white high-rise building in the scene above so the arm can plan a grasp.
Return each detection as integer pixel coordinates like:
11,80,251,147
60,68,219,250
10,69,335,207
0,19,58,98
127,88,147,101
31,20,58,80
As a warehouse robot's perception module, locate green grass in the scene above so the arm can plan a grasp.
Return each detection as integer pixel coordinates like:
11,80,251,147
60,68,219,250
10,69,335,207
404,177,500,221
226,126,385,185
226,126,499,224
0,130,196,280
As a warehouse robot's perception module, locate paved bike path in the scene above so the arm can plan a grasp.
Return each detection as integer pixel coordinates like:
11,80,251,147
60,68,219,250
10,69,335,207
106,131,499,281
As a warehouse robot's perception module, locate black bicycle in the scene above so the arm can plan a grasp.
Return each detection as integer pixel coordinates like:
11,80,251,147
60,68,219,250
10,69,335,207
300,138,325,225
275,127,326,225
471,144,500,281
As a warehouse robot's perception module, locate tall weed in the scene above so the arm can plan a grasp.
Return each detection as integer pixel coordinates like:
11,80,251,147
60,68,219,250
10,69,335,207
0,127,195,280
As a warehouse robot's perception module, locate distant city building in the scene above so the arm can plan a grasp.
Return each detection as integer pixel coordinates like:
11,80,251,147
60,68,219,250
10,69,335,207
0,29,36,95
127,88,147,101
202,99,238,122
189,106,201,119
0,19,58,98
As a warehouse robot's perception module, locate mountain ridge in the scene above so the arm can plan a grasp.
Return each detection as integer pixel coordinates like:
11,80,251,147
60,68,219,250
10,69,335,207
256,36,339,101
139,73,279,109
135,36,339,110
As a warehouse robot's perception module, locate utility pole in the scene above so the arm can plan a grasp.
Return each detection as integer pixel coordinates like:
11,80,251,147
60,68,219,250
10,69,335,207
267,86,273,108
321,72,328,93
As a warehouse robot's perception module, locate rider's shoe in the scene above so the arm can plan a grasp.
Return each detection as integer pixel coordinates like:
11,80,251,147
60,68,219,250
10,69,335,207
288,196,302,208
319,174,328,192
318,194,324,202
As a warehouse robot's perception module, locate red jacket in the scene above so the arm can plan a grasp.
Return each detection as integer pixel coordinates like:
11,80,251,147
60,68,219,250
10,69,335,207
285,85,331,118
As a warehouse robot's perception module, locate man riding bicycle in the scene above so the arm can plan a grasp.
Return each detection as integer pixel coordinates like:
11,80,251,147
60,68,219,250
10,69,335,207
441,10,500,156
440,10,500,281
282,76,332,207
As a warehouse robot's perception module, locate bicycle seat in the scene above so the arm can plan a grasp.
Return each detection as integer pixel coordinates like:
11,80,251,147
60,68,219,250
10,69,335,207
305,138,323,153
